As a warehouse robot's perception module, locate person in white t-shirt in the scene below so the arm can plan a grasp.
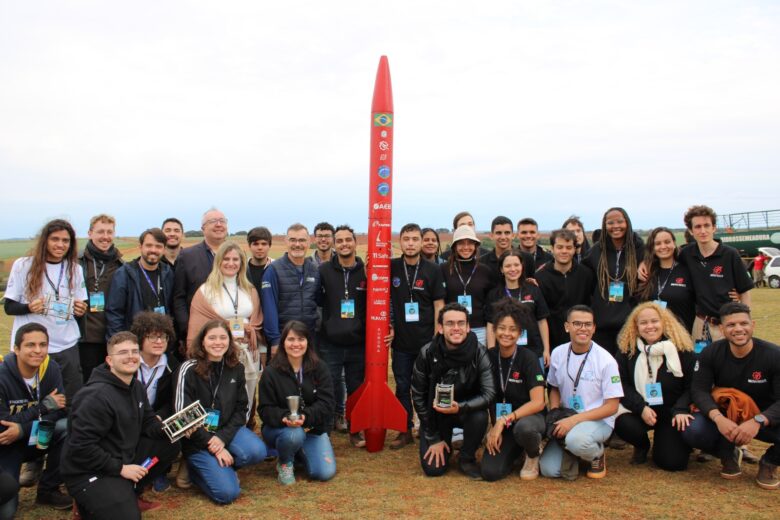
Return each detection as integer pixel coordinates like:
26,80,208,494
4,219,88,401
540,305,623,479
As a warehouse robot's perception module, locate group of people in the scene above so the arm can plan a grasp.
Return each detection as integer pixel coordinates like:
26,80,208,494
0,204,778,519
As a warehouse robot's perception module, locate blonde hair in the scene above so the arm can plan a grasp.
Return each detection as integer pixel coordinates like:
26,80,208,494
89,214,116,230
617,302,694,357
203,241,254,301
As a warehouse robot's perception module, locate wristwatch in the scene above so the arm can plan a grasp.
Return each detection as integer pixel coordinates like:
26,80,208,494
754,414,767,428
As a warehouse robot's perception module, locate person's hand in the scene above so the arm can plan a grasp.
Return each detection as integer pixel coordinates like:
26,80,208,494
485,420,505,456
48,388,66,409
672,413,694,431
28,298,45,314
728,289,740,302
282,414,306,428
0,421,22,445
543,350,551,368
215,448,234,468
714,415,739,442
433,402,460,415
207,435,225,454
183,424,201,438
553,415,579,438
638,263,649,283
732,418,760,446
120,464,148,483
73,300,88,317
641,406,657,426
384,327,394,347
270,345,279,358
423,441,450,468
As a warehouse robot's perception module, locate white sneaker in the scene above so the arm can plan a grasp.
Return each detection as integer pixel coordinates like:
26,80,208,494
520,455,540,480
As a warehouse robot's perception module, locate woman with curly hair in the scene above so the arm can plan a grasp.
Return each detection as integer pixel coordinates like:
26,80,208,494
614,302,695,470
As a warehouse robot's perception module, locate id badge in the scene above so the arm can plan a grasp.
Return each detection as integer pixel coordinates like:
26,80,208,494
28,420,39,446
608,281,624,303
516,329,528,346
52,301,70,324
568,395,584,412
646,383,664,406
496,402,512,421
229,317,245,339
205,409,220,432
340,299,355,319
89,292,105,312
153,306,166,315
457,294,473,314
694,340,709,354
653,299,667,309
404,302,420,322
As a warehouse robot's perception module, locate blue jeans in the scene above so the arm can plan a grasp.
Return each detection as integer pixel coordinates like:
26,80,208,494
318,341,365,416
187,426,267,504
262,426,336,481
681,412,780,466
391,349,418,429
540,420,613,478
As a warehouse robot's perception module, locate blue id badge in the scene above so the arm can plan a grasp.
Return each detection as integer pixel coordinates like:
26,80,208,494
205,409,220,432
28,420,39,446
516,329,528,346
153,306,166,315
646,383,663,405
404,302,420,322
568,395,584,412
608,281,624,303
457,294,473,314
496,402,512,421
694,340,709,354
89,292,105,312
51,301,70,324
340,299,355,319
653,299,667,309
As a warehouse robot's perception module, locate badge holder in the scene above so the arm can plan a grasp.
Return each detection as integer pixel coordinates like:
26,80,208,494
89,292,105,312
457,294,473,314
340,299,355,319
568,395,584,412
646,383,663,406
404,302,419,322
229,317,245,339
608,281,624,303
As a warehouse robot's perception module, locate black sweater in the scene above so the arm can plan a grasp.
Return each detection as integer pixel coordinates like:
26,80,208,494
535,262,594,348
441,258,494,328
318,256,367,345
616,348,695,417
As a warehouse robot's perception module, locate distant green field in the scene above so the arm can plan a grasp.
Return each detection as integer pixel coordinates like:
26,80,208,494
0,238,144,262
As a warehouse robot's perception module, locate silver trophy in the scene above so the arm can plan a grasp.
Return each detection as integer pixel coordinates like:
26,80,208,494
287,395,301,421
434,383,454,408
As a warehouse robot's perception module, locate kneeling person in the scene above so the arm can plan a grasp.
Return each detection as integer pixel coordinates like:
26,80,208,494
411,303,495,479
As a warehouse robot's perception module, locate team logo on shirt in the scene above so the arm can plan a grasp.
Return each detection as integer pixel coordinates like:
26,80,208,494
671,277,687,287
415,280,424,288
611,376,621,384
710,265,724,278
694,360,700,372
392,277,401,287
523,294,532,301
358,281,367,290
512,371,520,379
749,371,767,384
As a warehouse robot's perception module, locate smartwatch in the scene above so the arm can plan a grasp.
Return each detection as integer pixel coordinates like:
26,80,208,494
754,414,767,428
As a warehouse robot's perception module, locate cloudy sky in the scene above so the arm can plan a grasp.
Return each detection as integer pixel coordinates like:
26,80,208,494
1,1,778,239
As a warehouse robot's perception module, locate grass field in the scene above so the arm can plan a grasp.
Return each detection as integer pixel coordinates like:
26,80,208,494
2,288,779,518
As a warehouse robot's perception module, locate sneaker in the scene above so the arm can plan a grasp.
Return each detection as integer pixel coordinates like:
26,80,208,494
349,432,366,448
586,453,607,479
607,435,626,450
741,445,760,465
720,447,743,479
630,447,649,465
389,431,414,450
19,460,42,487
35,489,72,510
277,462,296,485
264,447,279,462
334,415,348,434
458,458,482,480
136,496,162,513
696,451,716,463
520,455,540,480
175,462,192,489
756,460,780,490
152,475,171,493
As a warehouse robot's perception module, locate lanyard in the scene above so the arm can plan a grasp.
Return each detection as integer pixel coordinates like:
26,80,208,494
504,286,522,301
209,359,225,408
566,344,592,396
139,365,161,391
342,269,351,300
25,373,41,403
92,259,106,292
643,344,655,382
296,367,303,386
656,262,676,300
498,348,518,403
614,249,623,279
455,261,477,295
404,260,420,302
44,262,66,300
139,266,162,305
223,283,239,317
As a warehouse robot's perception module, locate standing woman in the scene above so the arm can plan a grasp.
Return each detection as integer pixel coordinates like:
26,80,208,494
480,300,547,482
637,227,696,331
614,302,695,471
4,219,88,401
562,215,590,265
582,208,643,356
421,228,445,265
441,226,494,345
187,241,263,421
174,320,267,504
485,250,551,367
259,321,336,485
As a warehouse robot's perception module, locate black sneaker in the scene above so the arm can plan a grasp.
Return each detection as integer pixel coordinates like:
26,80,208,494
36,489,72,510
720,448,743,479
458,458,482,480
630,447,649,465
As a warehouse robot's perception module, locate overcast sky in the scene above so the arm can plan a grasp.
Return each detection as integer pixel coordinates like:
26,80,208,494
1,1,778,239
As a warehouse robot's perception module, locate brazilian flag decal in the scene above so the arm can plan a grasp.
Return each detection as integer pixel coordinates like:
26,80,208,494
373,113,393,127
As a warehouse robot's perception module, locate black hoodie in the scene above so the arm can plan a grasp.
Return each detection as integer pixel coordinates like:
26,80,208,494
60,364,166,482
318,255,367,345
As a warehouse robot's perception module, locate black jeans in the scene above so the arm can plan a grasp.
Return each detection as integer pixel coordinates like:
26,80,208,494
391,350,418,430
318,341,365,416
419,409,488,477
50,347,83,405
681,412,780,466
79,341,107,383
480,413,546,482
614,410,691,471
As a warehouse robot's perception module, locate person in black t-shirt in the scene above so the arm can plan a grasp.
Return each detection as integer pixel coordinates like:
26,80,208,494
683,302,780,490
480,216,535,287
389,224,446,449
637,227,696,331
517,217,553,272
480,300,546,482
246,227,273,295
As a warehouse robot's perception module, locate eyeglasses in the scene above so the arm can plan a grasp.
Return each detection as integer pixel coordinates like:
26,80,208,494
146,334,169,343
204,218,228,226
110,349,140,357
569,321,594,329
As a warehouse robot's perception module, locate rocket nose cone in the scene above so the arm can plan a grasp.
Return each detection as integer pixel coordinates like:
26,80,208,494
371,56,393,112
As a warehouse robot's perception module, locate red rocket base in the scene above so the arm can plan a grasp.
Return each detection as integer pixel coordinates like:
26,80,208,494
346,55,407,453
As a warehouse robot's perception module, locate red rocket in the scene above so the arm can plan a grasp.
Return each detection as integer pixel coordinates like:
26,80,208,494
346,56,407,452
